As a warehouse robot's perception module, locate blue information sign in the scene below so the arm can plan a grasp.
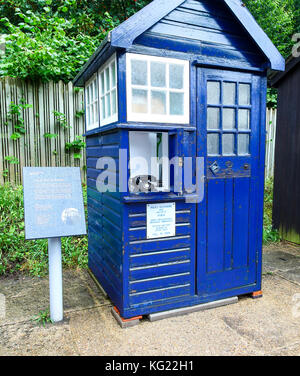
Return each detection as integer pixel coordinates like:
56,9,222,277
23,167,87,240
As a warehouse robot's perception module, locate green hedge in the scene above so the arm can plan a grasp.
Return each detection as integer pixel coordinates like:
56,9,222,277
0,183,88,277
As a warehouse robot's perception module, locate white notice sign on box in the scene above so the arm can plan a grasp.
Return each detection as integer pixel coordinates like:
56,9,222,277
147,202,176,239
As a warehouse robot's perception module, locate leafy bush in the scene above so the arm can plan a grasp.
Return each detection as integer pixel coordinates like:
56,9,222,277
0,1,150,36
0,0,298,84
244,0,297,57
0,9,102,82
267,88,278,109
263,178,280,244
0,0,151,82
0,183,88,277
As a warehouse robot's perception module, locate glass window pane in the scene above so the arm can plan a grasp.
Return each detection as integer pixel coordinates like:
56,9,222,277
151,62,166,88
101,72,105,95
207,133,219,155
106,93,111,117
151,90,166,115
111,89,117,115
132,89,148,113
207,108,220,130
131,60,148,86
238,134,250,155
105,68,110,92
111,62,116,87
223,108,236,129
101,98,106,120
222,134,235,155
223,82,236,105
207,81,220,105
169,64,184,89
170,92,184,115
239,84,251,105
238,109,250,130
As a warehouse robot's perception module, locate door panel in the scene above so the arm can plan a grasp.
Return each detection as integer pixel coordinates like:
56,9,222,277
232,177,250,269
206,179,225,273
197,68,260,296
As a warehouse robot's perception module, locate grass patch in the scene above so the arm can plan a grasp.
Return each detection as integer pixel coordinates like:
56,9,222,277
31,309,53,326
0,183,88,277
263,178,280,244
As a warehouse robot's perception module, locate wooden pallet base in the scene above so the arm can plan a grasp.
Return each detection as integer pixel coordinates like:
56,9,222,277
251,290,263,299
111,307,142,328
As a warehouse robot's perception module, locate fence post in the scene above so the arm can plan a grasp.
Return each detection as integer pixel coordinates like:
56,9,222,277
265,108,277,179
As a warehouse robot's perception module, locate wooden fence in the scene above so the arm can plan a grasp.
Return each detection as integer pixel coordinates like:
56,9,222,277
0,77,277,184
265,108,277,179
0,77,85,185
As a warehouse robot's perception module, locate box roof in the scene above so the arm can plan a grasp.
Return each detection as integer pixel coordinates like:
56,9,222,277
74,0,285,87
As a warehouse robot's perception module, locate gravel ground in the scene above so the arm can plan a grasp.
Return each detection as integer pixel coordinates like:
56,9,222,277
0,242,300,356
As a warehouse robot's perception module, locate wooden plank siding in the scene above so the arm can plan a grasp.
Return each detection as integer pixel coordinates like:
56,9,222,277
273,63,300,243
144,0,262,56
0,77,86,184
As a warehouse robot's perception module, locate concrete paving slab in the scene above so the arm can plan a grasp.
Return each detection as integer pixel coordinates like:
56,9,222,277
0,269,110,325
0,320,77,356
68,305,261,356
218,275,300,353
148,297,238,322
263,250,300,273
276,268,300,285
66,273,300,356
264,242,300,258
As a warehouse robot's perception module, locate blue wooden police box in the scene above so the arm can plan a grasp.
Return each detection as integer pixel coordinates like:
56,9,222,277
73,0,284,319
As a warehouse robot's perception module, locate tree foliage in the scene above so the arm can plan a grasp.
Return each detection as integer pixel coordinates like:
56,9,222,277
294,0,300,32
0,1,118,81
0,0,298,82
244,0,297,57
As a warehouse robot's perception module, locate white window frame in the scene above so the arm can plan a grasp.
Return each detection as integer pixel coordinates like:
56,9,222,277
98,53,118,127
85,73,99,131
129,131,170,192
126,53,190,124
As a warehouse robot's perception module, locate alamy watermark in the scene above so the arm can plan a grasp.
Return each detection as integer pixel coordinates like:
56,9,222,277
0,293,5,319
292,33,300,58
94,149,205,203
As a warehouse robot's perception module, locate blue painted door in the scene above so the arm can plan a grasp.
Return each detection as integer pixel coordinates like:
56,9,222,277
197,68,261,296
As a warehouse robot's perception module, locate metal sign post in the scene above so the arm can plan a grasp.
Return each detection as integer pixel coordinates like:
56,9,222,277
48,237,63,322
23,167,87,324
